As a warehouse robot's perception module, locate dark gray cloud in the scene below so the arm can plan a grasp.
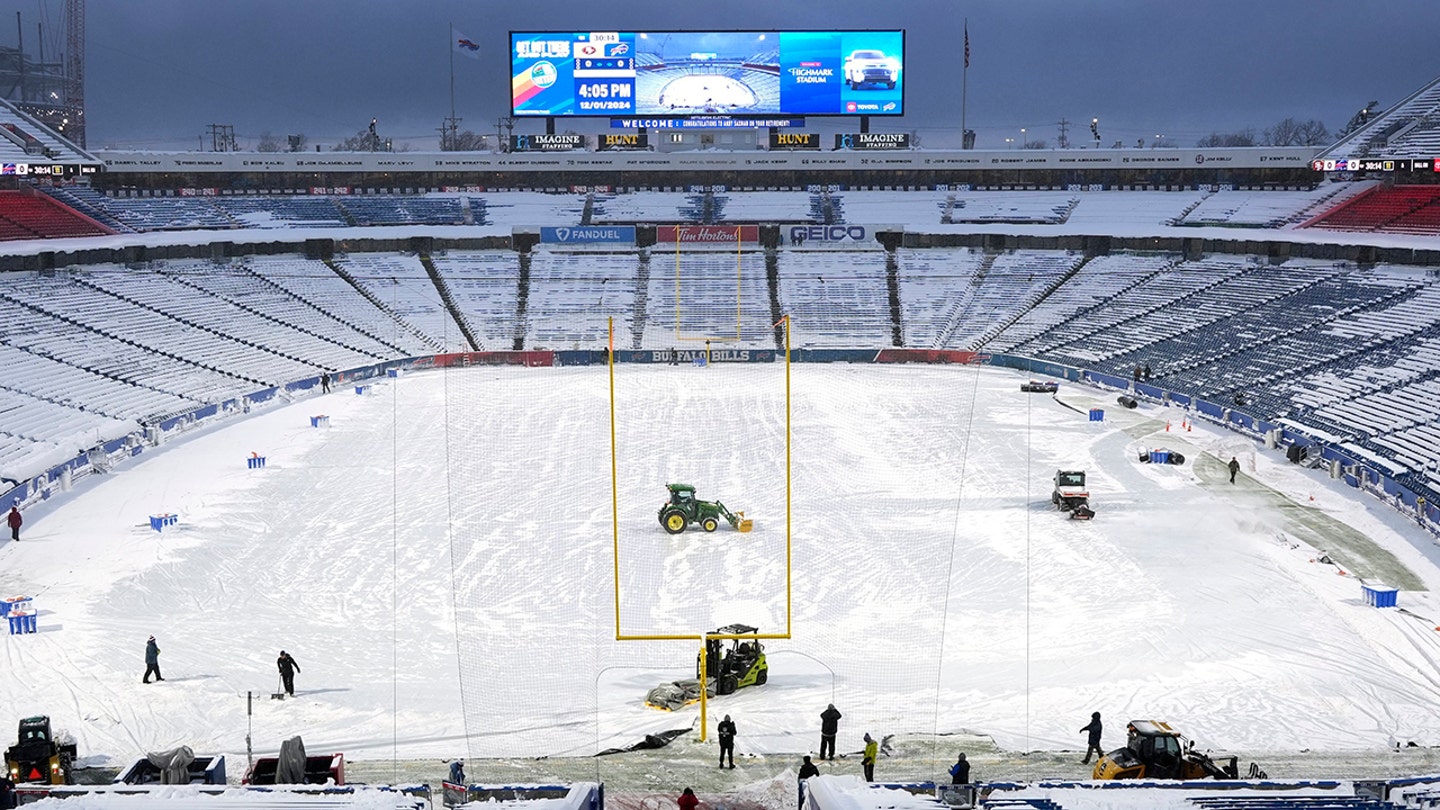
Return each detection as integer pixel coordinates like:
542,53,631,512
6,0,1436,150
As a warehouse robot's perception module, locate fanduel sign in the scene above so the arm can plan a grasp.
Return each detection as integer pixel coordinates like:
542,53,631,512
834,132,911,150
788,224,870,244
656,224,759,244
540,226,636,244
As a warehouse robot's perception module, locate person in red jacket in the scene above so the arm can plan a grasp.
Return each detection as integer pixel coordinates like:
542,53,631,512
677,787,699,810
6,505,20,542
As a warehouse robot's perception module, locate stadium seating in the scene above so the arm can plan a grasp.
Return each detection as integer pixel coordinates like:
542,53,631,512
246,256,443,357
778,251,892,347
336,253,471,353
1320,74,1440,162
1308,186,1440,234
428,252,523,350
0,98,96,164
0,190,112,240
525,251,639,349
1187,796,1400,810
1,241,1438,504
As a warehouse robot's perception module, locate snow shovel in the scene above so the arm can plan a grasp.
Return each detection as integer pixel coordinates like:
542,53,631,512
271,676,285,700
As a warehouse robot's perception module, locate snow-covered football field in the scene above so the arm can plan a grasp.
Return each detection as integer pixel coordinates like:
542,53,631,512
5,362,1440,777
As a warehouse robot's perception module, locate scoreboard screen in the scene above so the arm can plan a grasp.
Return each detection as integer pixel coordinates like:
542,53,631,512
510,30,905,117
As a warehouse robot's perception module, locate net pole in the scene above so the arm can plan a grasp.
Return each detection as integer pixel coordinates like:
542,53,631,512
785,314,792,636
675,235,681,342
735,226,742,342
610,317,621,640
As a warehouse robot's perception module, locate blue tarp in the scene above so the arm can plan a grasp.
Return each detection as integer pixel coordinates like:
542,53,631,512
1086,371,1131,390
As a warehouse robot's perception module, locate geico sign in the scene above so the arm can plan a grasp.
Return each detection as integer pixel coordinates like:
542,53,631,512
790,225,868,243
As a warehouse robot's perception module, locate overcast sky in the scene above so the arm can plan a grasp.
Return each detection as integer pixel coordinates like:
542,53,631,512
8,0,1438,151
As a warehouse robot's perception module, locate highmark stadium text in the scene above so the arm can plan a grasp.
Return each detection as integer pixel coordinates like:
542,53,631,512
510,30,904,118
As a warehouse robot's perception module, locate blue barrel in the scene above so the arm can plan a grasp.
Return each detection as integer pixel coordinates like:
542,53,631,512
2,596,31,617
355,385,371,396
1363,584,1398,608
7,610,36,635
247,456,266,470
149,513,178,532
310,415,330,428
1089,408,1104,422
1150,450,1170,464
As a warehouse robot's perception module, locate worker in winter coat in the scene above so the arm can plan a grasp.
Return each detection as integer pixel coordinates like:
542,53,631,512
0,774,16,810
717,714,736,769
797,755,820,808
1080,712,1104,764
949,753,970,784
277,650,301,696
677,787,699,810
861,733,878,781
1228,456,1241,484
143,635,163,683
6,505,20,542
819,704,842,760
448,759,465,785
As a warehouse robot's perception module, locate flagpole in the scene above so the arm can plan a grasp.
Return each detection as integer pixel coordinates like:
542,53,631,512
449,22,457,122
961,18,968,148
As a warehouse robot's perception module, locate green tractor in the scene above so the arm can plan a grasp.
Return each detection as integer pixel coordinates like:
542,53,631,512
698,624,769,695
657,483,753,535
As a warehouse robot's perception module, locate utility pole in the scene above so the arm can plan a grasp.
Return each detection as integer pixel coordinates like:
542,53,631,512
1055,117,1071,149
64,0,85,147
496,116,515,152
207,124,236,152
439,116,461,151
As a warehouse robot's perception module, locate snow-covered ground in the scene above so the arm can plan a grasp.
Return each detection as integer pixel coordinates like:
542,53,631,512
6,363,1440,797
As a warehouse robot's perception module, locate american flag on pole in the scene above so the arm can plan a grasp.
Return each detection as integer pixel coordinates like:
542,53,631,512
964,23,970,68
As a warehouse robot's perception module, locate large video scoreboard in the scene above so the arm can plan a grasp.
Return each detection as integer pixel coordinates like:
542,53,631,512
511,30,905,118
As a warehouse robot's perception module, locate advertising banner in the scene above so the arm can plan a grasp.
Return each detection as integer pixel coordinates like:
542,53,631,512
835,132,910,150
786,224,872,245
511,30,904,117
510,133,585,152
539,226,637,244
768,132,821,150
656,224,759,244
598,132,649,151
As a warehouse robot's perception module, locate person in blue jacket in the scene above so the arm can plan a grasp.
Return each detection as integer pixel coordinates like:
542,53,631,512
949,752,970,784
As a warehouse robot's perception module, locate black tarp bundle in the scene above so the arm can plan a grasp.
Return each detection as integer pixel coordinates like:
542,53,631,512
275,736,307,784
145,746,194,785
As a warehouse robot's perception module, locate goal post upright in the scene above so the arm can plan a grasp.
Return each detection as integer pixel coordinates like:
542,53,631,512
608,312,794,743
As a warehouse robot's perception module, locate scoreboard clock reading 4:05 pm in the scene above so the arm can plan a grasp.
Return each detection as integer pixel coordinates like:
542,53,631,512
510,30,905,118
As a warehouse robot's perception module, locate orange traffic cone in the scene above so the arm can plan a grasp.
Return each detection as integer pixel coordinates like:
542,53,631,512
1165,421,1171,432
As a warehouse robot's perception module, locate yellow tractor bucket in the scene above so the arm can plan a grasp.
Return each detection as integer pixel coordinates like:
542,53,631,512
736,512,753,533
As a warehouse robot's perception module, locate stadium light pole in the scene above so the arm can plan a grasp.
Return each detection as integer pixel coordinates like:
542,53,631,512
1005,137,1014,149
1020,127,1026,149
